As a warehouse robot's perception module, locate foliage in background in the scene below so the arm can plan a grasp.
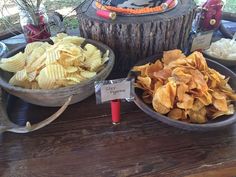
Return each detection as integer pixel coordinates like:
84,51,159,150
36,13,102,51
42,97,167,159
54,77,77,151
194,0,236,13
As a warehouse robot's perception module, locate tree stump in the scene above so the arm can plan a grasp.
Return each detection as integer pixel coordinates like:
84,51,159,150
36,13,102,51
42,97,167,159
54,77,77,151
77,0,197,72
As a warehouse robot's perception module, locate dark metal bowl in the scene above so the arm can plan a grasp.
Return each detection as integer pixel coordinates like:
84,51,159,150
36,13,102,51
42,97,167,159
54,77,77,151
128,55,236,131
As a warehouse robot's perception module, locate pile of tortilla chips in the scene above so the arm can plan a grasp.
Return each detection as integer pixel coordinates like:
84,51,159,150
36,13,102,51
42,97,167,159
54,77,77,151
133,49,236,123
0,33,109,89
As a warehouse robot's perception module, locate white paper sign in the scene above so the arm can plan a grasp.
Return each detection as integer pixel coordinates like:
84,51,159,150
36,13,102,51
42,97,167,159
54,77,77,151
191,31,213,52
100,80,131,103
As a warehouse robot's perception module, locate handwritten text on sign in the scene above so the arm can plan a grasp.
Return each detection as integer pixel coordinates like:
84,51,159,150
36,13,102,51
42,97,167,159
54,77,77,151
100,80,131,102
191,31,213,52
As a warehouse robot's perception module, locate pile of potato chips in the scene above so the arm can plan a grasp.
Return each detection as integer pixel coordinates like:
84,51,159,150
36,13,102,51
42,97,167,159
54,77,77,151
133,49,236,123
0,33,109,89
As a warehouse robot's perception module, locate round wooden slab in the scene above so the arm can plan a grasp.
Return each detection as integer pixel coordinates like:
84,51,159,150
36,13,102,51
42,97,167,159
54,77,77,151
77,0,197,72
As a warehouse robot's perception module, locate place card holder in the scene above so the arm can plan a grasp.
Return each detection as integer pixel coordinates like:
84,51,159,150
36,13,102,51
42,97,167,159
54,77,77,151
94,78,134,124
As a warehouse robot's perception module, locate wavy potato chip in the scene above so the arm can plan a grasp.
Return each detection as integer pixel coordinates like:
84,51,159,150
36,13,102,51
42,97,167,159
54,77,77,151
65,66,78,73
84,44,97,55
80,71,96,78
27,71,37,82
24,42,44,55
45,49,61,65
1,33,109,90
0,52,26,72
26,54,46,73
50,33,68,43
15,69,27,81
9,74,31,88
62,36,85,46
44,64,66,80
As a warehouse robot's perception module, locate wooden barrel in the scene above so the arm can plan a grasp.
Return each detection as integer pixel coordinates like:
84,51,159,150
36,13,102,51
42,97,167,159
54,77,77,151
77,0,196,72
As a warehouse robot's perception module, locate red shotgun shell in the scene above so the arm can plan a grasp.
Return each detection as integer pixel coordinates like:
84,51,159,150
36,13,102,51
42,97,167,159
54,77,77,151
96,10,116,20
111,99,121,125
161,0,175,10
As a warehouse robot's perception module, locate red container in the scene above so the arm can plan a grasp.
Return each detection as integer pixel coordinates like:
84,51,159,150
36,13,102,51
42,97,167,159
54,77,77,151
199,0,223,31
111,99,121,124
19,5,51,43
96,10,116,20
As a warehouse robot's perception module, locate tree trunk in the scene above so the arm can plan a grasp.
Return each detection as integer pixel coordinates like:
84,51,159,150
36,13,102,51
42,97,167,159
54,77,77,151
77,0,197,72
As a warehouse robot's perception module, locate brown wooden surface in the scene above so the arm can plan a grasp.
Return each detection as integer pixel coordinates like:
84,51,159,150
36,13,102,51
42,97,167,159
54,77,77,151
1,67,236,177
77,0,196,72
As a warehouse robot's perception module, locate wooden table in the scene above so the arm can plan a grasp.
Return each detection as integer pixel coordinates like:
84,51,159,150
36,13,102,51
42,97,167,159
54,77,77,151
1,34,236,177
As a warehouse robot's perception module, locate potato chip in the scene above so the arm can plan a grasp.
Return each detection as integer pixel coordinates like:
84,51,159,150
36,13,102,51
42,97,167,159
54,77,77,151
15,69,27,81
212,96,228,112
65,66,78,73
162,49,185,65
188,107,207,123
152,99,170,114
176,93,194,109
133,50,236,124
45,49,61,65
50,33,68,43
26,53,46,73
177,83,189,101
31,81,40,89
85,58,102,72
62,36,85,46
40,42,52,49
137,76,152,91
55,79,78,87
212,104,235,119
153,68,172,81
66,77,81,83
142,91,153,104
0,52,26,72
26,46,46,66
146,60,163,78
57,42,78,54
27,71,37,82
24,42,44,55
37,69,55,89
102,50,110,64
1,33,109,90
9,74,31,88
44,64,66,80
83,44,98,57
153,82,176,109
168,108,183,120
197,91,212,106
80,71,96,78
192,99,205,111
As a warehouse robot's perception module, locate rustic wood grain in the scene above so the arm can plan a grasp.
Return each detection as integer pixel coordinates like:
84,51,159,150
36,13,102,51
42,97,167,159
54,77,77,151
1,68,236,177
77,0,197,71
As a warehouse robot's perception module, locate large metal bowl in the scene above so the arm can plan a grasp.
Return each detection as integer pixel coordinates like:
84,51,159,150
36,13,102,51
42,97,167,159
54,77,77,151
0,39,115,107
129,55,236,131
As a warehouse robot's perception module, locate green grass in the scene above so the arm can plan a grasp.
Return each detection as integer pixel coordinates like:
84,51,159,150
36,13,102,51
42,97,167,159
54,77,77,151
63,16,79,29
44,0,81,12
